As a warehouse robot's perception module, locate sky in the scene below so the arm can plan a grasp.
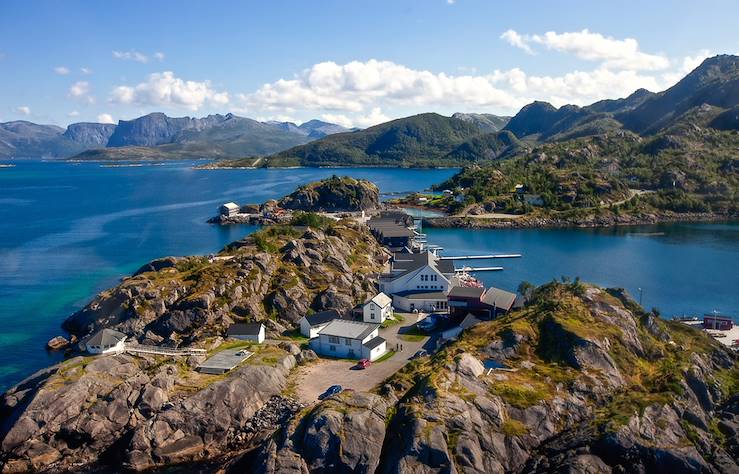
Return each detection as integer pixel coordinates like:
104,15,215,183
1,0,737,128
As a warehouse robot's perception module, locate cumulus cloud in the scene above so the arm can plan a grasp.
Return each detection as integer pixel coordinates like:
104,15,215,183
112,50,165,63
97,113,115,124
235,57,680,126
16,106,31,116
110,71,229,111
54,66,70,75
68,81,95,104
67,110,80,118
501,29,669,70
80,67,92,75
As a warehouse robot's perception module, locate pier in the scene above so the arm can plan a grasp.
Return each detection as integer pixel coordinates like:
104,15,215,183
440,254,522,260
455,266,504,272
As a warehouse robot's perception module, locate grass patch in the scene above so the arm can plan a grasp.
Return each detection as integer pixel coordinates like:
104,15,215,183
399,334,426,342
488,380,550,409
374,350,397,363
380,314,405,329
501,419,529,437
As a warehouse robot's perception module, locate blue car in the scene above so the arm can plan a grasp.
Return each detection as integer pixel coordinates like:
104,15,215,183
319,384,342,400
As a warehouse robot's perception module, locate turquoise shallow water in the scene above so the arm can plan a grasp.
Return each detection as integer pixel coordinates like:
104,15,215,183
0,160,457,391
0,160,737,392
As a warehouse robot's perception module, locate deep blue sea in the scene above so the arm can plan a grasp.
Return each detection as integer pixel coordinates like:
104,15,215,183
0,160,737,391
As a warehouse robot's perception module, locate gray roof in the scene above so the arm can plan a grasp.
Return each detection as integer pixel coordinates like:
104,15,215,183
363,336,386,350
481,287,517,311
87,328,126,346
304,309,341,327
448,286,485,299
227,323,263,336
319,319,379,340
394,290,448,300
390,251,455,277
460,314,483,329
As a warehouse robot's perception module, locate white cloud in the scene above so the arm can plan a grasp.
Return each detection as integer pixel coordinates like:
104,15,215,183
501,29,670,70
500,30,534,55
661,50,712,86
54,66,70,75
67,110,80,118
16,106,31,116
80,67,92,75
97,113,115,124
153,52,165,61
112,50,158,63
110,71,229,111
68,81,95,104
447,0,456,4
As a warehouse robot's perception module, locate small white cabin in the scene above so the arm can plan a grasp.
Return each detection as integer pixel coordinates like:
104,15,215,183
219,202,240,217
310,320,387,361
363,292,392,324
86,329,127,355
227,323,265,343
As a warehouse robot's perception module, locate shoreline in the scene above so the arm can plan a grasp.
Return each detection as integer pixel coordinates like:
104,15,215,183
421,212,736,230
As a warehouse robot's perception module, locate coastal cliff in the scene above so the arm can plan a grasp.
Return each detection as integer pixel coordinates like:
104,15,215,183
278,176,380,212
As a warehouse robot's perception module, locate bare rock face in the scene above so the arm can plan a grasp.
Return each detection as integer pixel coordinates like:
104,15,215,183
278,176,380,212
248,391,389,474
45,336,69,350
0,352,297,472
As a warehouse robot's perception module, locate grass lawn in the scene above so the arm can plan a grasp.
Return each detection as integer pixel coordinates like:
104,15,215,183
399,334,426,342
282,328,310,344
380,314,406,329
374,350,397,363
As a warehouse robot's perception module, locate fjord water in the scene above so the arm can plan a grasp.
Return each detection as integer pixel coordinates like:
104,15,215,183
0,161,457,391
0,161,737,392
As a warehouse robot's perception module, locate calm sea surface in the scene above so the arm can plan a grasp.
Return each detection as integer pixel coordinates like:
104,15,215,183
0,160,737,391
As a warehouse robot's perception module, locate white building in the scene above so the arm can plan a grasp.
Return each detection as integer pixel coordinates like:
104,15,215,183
226,322,265,343
379,252,456,296
86,329,127,355
298,309,341,338
219,202,240,217
392,290,449,313
363,293,392,324
310,319,387,361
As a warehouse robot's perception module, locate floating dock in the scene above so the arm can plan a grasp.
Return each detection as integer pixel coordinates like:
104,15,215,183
440,254,522,260
455,266,504,272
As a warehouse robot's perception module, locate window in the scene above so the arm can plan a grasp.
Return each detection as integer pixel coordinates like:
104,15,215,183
328,336,339,344
370,313,375,319
344,338,352,346
329,345,336,351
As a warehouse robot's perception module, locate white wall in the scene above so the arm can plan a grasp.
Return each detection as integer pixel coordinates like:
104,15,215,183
392,294,448,313
87,339,126,355
311,327,380,360
362,340,387,361
381,265,450,295
299,318,329,338
363,301,391,323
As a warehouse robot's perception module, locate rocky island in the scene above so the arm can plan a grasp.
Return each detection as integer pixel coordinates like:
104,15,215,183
208,176,380,225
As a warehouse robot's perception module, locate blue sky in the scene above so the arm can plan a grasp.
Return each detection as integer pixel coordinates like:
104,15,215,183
1,0,737,127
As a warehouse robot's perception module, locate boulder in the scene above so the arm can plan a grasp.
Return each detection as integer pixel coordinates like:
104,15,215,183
46,336,69,350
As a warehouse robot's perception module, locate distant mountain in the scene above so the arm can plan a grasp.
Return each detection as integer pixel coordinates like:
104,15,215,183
451,113,511,133
62,123,116,147
226,113,496,167
618,54,739,134
0,113,348,160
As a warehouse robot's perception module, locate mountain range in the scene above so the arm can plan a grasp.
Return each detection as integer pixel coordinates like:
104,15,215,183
218,54,738,168
0,113,349,160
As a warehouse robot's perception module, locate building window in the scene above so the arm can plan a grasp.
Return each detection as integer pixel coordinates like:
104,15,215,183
344,338,352,346
328,336,339,344
329,345,336,351
370,313,375,319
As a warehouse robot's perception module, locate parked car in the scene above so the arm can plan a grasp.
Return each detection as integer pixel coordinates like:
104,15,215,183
318,384,343,400
411,350,428,359
356,358,371,369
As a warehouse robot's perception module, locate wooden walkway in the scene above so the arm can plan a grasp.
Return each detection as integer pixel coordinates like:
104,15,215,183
125,343,206,357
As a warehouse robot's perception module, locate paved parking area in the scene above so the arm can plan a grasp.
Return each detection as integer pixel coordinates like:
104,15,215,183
293,313,438,404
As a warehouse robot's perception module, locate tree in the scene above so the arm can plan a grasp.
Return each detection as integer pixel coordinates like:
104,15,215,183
517,281,535,298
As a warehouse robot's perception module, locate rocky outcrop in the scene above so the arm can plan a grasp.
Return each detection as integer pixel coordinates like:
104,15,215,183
62,222,387,346
0,350,298,472
279,176,380,212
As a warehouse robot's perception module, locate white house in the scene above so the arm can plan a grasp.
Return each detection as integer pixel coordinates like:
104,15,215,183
219,202,240,217
227,322,265,343
379,252,456,296
86,329,127,355
363,293,392,323
310,319,387,361
298,309,341,338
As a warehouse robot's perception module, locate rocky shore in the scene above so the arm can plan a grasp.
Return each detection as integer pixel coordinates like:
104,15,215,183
423,210,735,229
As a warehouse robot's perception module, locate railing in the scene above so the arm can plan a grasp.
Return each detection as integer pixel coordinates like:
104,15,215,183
125,343,207,357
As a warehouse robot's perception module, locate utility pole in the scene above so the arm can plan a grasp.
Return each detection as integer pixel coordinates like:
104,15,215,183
638,288,643,307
